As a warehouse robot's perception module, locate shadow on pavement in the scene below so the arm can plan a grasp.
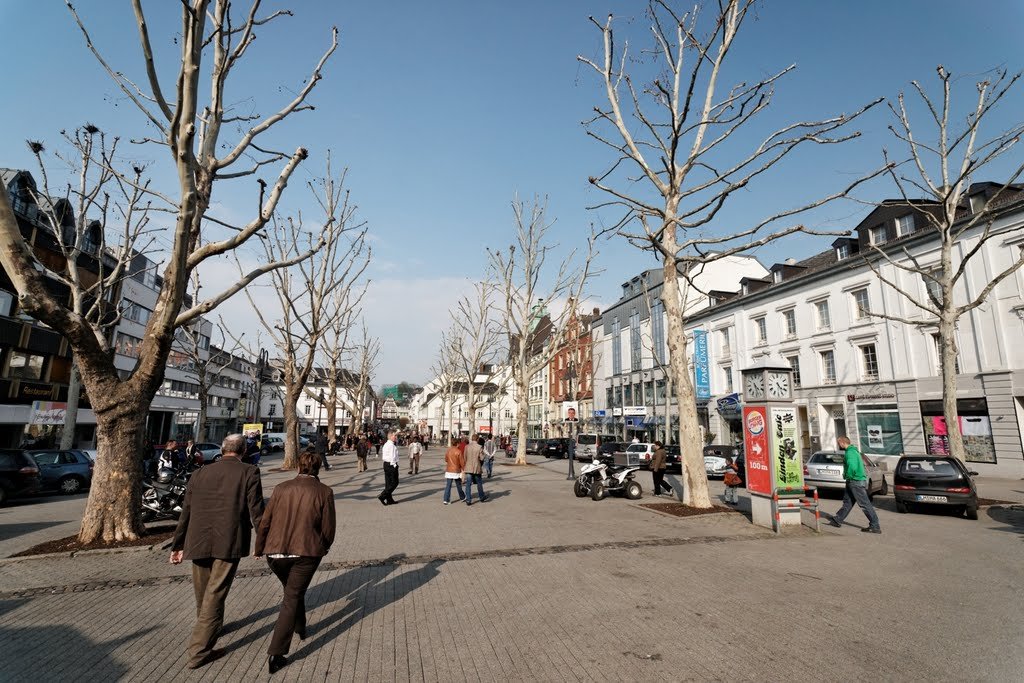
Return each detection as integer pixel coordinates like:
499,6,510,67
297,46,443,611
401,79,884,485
986,505,1024,539
0,521,73,542
3,621,155,679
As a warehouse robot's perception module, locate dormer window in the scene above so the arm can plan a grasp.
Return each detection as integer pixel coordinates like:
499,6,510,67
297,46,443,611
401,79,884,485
869,225,886,246
895,214,914,237
969,194,986,214
836,243,850,259
773,270,782,284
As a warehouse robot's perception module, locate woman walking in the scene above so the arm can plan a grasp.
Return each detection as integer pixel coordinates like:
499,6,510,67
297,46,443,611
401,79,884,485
255,446,336,674
442,437,466,505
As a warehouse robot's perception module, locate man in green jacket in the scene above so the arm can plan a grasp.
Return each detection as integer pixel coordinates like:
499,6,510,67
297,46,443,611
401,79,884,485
828,436,881,533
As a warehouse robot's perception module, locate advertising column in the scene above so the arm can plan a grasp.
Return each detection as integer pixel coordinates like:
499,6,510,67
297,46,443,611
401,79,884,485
769,406,804,494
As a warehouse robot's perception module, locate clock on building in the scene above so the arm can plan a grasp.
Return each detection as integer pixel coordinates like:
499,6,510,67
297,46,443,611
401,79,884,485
766,371,791,399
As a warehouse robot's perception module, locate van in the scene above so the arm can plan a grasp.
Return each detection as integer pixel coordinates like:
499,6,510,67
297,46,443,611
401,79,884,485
576,434,618,460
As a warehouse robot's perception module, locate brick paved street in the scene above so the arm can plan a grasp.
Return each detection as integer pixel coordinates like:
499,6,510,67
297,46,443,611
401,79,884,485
1,452,1022,681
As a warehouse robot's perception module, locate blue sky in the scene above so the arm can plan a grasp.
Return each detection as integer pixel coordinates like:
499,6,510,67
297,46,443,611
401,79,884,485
2,1,1022,384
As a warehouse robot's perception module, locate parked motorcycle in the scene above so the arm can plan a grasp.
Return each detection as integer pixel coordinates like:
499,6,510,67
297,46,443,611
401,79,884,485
574,456,643,501
140,467,191,522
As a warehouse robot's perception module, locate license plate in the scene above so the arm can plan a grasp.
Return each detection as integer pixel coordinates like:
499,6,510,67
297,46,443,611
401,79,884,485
822,468,841,475
916,494,947,503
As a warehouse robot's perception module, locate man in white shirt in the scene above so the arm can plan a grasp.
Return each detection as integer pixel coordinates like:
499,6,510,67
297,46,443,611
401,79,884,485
378,431,399,506
483,435,496,478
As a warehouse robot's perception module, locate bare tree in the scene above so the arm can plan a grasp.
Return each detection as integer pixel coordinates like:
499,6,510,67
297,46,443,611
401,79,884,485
448,281,505,435
244,168,370,469
578,0,884,506
863,66,1024,463
430,325,462,441
0,2,340,543
176,311,234,442
341,322,381,435
489,197,596,464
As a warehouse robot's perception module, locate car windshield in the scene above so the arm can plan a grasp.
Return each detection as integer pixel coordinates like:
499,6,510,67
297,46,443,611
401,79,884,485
899,458,962,477
626,444,647,453
577,435,597,445
809,452,844,464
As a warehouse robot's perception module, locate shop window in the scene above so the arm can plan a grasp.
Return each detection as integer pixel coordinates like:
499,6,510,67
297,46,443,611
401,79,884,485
920,398,995,463
855,403,904,457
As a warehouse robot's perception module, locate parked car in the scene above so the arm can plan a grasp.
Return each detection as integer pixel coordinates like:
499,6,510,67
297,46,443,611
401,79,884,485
544,438,572,459
194,442,222,463
703,445,743,478
803,451,887,497
665,444,682,473
893,455,979,519
597,440,623,458
28,449,95,495
0,448,43,505
624,442,656,468
525,438,544,455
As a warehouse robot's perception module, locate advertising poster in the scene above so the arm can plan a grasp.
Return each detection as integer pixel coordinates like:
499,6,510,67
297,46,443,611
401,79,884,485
29,401,67,426
562,401,579,422
242,423,264,451
693,330,710,400
742,405,772,495
770,406,803,493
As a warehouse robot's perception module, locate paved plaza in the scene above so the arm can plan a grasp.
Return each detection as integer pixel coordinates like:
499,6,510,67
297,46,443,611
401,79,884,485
0,451,1022,681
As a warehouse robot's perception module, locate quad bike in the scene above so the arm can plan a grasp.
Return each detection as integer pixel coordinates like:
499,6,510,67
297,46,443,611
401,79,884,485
574,456,643,501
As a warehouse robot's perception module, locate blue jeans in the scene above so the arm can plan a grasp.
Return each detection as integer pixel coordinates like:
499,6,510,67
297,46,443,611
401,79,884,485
443,478,464,503
465,473,485,503
834,479,880,529
484,458,493,477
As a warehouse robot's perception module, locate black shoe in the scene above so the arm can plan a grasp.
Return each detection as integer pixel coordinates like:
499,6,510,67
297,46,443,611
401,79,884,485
466,501,472,506
480,495,488,503
269,654,289,674
827,519,842,528
861,527,882,534
378,495,387,506
295,626,307,640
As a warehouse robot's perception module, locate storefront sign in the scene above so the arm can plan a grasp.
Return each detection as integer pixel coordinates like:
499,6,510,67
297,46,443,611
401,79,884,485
742,405,772,495
612,408,622,416
623,406,647,416
18,383,53,400
716,393,741,417
847,390,896,402
592,409,607,418
770,406,803,493
693,330,710,400
29,401,67,425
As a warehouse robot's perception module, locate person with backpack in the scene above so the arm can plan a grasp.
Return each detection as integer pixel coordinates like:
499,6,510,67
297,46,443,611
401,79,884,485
722,455,741,505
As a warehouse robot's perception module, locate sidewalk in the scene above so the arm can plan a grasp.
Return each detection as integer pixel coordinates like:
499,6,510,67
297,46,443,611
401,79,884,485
1,453,1022,681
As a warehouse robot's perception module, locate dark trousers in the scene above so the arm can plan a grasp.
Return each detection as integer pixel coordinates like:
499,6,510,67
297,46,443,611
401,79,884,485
188,558,240,666
833,479,881,529
318,450,330,471
652,469,671,495
381,463,399,503
267,556,322,656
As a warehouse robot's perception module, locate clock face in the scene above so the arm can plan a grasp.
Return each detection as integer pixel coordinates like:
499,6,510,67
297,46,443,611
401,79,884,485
744,374,765,400
767,371,790,399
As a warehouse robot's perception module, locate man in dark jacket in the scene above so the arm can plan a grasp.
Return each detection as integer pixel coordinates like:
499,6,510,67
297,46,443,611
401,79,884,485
649,441,672,496
170,433,265,669
315,432,330,471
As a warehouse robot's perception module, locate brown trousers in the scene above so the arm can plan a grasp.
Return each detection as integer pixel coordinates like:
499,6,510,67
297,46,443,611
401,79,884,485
188,557,240,666
267,556,322,655
357,455,367,472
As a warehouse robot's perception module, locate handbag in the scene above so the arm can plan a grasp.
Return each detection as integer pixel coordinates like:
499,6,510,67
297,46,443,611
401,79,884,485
724,471,741,487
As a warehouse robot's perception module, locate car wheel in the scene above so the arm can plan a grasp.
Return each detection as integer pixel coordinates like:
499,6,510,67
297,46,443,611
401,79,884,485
965,505,979,521
574,479,589,498
591,481,606,501
879,477,888,496
624,480,642,500
58,476,84,495
895,500,908,514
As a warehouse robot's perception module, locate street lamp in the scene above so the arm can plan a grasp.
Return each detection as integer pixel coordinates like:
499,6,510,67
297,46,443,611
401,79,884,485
566,359,577,480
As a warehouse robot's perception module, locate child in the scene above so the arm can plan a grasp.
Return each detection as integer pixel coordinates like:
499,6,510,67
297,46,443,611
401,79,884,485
723,456,741,505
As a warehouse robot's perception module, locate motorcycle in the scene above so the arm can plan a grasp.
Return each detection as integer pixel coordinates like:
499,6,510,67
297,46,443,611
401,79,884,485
574,456,643,501
141,466,191,522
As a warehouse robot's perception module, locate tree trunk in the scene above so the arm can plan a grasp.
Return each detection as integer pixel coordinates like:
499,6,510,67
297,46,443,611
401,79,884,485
60,362,82,449
282,385,300,469
939,316,965,463
196,373,208,442
78,394,147,543
327,394,338,439
515,368,530,465
661,234,712,508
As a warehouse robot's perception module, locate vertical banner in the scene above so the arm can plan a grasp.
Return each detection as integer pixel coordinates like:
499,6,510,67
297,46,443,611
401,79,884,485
769,406,803,493
742,405,772,495
693,330,710,400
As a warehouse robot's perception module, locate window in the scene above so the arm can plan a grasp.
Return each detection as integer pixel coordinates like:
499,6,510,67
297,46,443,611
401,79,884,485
8,350,45,380
720,328,731,357
895,214,914,237
656,379,667,405
651,299,665,364
754,317,767,345
115,332,144,358
304,404,312,416
644,380,654,406
931,333,961,374
0,289,13,317
860,344,879,381
923,272,942,306
611,317,622,375
820,350,836,384
782,309,796,338
815,300,831,331
786,355,802,388
773,270,783,284
836,243,850,260
722,365,734,394
269,404,277,416
629,308,641,372
852,289,870,321
623,384,633,405
869,225,886,245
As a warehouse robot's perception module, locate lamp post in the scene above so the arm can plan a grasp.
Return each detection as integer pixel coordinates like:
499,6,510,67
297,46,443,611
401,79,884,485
318,388,325,437
488,393,494,436
566,359,577,480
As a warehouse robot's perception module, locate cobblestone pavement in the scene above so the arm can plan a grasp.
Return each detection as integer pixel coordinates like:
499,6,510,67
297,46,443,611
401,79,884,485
1,452,1022,681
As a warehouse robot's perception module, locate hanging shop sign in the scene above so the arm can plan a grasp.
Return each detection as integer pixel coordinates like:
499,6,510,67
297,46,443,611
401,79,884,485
29,401,67,425
693,329,710,400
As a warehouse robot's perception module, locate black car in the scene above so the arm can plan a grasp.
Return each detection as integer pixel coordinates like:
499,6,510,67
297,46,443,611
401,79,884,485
28,449,95,495
544,438,571,459
0,449,43,505
597,440,623,457
893,455,979,519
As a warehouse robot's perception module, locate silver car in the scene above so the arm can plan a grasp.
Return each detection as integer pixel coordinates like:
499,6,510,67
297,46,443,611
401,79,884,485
804,451,888,497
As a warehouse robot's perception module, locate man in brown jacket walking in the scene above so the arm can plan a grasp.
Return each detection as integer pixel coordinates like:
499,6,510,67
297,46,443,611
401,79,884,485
649,441,672,496
463,434,488,506
170,433,265,669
